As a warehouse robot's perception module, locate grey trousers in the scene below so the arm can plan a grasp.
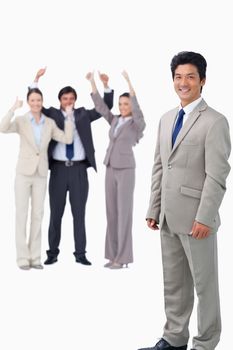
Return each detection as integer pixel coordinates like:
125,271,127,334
105,166,135,264
161,220,221,350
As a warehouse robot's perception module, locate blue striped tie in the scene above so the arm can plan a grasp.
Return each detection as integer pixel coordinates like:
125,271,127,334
172,109,185,147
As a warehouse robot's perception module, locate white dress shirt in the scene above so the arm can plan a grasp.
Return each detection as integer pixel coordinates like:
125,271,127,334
174,96,203,128
53,110,86,161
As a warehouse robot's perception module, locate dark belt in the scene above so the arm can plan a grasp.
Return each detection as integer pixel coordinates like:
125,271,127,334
52,159,87,167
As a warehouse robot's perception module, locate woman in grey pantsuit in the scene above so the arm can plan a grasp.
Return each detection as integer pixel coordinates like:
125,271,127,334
87,71,146,269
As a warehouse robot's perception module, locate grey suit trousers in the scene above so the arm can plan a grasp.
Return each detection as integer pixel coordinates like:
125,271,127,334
161,220,221,350
105,166,135,264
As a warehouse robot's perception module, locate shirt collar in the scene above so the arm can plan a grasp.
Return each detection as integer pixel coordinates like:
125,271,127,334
119,115,132,121
29,113,46,124
180,96,203,115
61,109,74,118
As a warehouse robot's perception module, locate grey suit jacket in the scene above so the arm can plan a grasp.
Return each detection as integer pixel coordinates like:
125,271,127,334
147,99,231,234
0,110,73,176
91,92,146,169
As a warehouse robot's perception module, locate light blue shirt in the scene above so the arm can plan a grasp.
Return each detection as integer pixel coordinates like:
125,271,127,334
29,113,46,147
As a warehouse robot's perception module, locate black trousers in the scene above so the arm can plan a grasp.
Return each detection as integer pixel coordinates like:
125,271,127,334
47,161,89,258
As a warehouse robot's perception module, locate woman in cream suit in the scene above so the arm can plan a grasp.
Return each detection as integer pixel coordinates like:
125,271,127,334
87,71,146,269
0,88,73,270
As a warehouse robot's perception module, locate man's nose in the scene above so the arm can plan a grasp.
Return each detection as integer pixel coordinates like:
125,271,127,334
180,77,188,85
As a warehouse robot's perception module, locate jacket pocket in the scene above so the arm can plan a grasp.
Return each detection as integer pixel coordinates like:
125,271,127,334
180,185,202,199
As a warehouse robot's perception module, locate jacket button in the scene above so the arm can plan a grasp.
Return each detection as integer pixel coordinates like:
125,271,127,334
168,164,172,169
36,153,39,156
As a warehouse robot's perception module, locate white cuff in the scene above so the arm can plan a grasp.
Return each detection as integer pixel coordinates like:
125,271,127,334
30,82,38,89
104,87,112,93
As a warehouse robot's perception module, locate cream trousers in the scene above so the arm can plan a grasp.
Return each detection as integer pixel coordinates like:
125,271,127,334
14,172,47,267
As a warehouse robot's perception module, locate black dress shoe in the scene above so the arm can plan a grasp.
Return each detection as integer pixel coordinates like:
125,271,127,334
138,338,187,350
44,256,58,265
75,255,92,265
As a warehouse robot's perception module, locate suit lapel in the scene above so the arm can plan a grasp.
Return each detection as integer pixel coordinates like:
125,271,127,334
39,117,49,149
169,99,208,158
167,109,179,153
55,110,65,130
110,116,119,137
23,113,39,151
112,117,133,138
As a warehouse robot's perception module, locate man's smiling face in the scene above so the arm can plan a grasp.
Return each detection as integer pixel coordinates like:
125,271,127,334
174,63,206,107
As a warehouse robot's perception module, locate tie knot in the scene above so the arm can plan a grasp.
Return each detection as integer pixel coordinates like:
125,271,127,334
178,108,185,119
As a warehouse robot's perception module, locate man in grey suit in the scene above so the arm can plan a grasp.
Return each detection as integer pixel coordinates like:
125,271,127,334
139,52,231,350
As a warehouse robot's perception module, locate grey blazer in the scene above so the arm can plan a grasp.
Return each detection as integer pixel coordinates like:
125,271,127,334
147,99,231,234
91,92,146,169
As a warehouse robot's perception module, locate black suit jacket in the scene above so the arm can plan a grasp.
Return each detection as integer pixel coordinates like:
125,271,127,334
42,91,114,171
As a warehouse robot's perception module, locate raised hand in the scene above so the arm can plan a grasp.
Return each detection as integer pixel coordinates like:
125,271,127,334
12,97,23,111
122,70,130,82
86,71,94,82
98,72,109,88
122,70,135,96
35,67,47,82
86,71,97,93
65,104,74,117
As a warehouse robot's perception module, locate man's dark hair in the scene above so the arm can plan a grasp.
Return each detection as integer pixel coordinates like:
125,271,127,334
58,86,77,101
119,92,130,99
170,51,207,81
27,88,43,100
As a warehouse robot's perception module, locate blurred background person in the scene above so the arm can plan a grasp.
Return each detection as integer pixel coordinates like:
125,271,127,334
0,88,73,270
87,71,146,269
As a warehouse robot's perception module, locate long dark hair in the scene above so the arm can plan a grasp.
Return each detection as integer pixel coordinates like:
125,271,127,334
119,92,130,99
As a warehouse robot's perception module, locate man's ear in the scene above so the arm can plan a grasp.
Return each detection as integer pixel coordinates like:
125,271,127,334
201,78,206,87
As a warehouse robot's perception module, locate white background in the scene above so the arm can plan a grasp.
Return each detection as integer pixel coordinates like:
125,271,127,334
0,1,232,349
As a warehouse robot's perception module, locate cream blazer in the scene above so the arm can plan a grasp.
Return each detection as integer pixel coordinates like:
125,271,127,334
0,110,73,176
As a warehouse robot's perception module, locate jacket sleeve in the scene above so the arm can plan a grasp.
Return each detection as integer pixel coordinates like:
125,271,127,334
103,89,114,110
87,90,114,123
195,116,231,227
131,95,146,142
146,120,163,222
0,109,19,133
51,118,73,144
91,91,115,125
42,106,54,117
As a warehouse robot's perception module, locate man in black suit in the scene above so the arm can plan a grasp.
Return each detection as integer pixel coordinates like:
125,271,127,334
32,68,114,266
